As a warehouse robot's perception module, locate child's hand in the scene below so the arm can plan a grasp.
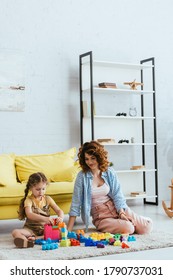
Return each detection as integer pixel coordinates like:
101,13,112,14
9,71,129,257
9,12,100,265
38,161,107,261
46,217,55,225
56,217,63,224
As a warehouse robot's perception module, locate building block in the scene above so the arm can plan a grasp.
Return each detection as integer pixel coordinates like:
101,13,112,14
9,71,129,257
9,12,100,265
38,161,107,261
44,224,61,240
104,232,114,239
84,238,97,247
76,229,85,235
120,235,126,242
58,222,67,228
109,237,115,245
78,234,88,243
70,239,80,246
97,242,105,248
36,237,59,245
67,231,78,239
60,239,71,247
89,232,105,241
42,243,58,250
127,235,136,242
121,242,130,249
114,233,121,240
113,240,121,246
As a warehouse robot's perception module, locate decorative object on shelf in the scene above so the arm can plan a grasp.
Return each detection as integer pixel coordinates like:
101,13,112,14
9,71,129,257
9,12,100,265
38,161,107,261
98,82,117,88
118,139,129,144
130,191,146,197
0,50,25,112
162,180,173,218
97,138,115,144
131,137,135,143
109,162,114,167
129,106,137,117
130,165,145,170
124,79,144,90
116,112,127,116
0,85,25,90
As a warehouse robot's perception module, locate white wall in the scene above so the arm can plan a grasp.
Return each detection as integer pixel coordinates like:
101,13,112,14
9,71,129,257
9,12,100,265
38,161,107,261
0,0,173,200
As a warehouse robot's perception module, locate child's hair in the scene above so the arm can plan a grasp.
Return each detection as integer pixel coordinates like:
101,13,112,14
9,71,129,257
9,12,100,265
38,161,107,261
78,141,109,172
18,172,48,220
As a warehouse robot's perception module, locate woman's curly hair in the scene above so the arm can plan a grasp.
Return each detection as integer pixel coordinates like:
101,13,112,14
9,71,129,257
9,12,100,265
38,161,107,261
78,141,109,172
18,172,48,220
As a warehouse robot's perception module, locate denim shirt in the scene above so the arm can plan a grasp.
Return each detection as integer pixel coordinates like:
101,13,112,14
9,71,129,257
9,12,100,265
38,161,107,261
69,167,127,231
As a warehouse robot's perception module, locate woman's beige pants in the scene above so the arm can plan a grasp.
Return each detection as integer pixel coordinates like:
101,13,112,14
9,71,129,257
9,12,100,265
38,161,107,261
91,199,153,234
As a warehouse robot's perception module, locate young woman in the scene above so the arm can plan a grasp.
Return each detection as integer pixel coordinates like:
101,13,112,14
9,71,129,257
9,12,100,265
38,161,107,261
67,141,153,234
12,172,64,248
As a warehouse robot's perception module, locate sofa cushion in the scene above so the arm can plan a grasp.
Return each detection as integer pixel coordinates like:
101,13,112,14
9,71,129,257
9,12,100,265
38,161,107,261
51,163,80,182
0,181,74,205
15,147,76,183
0,154,17,186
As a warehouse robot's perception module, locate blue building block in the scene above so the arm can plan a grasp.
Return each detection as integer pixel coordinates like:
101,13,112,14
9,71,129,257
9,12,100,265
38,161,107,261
85,238,98,247
79,235,88,243
35,238,59,245
127,235,136,241
42,243,58,250
67,231,78,239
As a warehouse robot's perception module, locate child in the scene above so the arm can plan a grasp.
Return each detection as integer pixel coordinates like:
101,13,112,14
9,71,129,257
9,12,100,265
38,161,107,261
12,172,64,248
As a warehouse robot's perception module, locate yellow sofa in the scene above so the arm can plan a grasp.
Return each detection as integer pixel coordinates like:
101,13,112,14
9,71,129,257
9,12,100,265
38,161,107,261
0,147,79,220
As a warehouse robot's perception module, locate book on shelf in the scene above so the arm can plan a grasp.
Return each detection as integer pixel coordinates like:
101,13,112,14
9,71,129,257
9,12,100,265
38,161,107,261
97,138,115,144
130,191,146,197
98,82,117,88
130,165,145,170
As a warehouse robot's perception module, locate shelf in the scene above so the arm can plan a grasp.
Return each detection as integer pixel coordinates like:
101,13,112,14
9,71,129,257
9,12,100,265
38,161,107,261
83,87,154,95
125,195,157,200
93,115,155,120
100,143,156,146
116,169,157,173
83,60,154,70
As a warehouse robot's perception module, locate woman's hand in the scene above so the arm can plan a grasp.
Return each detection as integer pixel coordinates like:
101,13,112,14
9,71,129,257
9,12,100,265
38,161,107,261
119,211,135,225
119,212,129,221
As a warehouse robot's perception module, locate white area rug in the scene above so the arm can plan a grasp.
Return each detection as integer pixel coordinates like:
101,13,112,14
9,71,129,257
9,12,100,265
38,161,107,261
0,230,173,260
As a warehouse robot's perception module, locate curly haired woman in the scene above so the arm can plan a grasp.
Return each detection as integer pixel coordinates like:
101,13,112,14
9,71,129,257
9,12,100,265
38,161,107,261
67,141,153,234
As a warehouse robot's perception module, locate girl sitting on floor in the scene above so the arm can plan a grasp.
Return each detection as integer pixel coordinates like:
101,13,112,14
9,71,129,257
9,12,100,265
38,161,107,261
12,172,64,248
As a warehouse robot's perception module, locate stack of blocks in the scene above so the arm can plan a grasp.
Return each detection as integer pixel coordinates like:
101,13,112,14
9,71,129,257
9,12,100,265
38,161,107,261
59,222,71,247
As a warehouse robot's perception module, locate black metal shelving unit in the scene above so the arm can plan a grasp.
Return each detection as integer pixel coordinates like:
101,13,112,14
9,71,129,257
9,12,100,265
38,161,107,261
79,51,158,205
